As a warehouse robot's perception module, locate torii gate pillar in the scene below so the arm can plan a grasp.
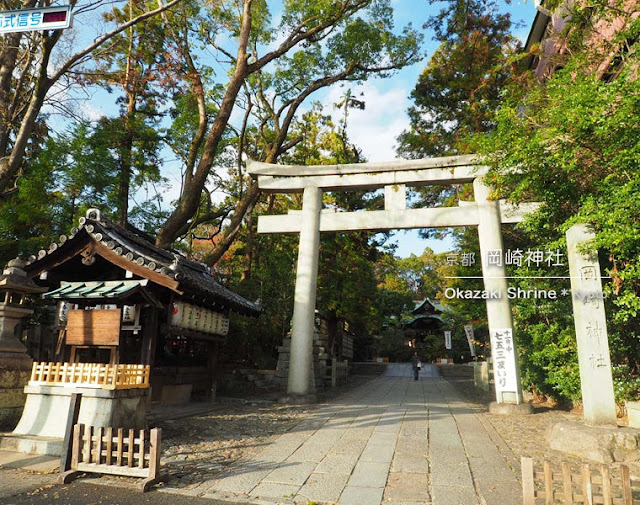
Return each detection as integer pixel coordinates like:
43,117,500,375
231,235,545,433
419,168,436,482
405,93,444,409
474,180,524,405
288,187,322,396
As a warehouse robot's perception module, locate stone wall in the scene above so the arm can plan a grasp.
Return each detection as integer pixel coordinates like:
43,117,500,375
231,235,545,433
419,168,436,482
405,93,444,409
275,326,329,392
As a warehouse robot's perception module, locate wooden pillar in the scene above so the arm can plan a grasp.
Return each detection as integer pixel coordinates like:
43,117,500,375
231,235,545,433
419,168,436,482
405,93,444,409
207,341,219,402
140,308,159,366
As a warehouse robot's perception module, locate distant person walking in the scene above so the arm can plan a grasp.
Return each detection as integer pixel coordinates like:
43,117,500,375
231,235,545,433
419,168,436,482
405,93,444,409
411,352,422,381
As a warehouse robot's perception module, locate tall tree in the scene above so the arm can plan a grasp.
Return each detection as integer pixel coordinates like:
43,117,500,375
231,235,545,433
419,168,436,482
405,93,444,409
0,0,183,197
153,0,422,251
0,121,120,259
479,1,640,402
397,0,520,158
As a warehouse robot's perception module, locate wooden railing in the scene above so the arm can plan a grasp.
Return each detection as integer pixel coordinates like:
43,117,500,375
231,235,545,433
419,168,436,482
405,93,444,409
60,424,162,492
522,456,640,504
30,362,150,390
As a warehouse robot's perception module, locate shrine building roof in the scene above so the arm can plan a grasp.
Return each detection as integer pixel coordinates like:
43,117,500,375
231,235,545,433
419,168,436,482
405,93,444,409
23,209,261,317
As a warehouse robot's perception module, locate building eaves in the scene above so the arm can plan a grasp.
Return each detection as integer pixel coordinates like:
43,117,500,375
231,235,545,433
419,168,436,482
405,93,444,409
24,209,261,317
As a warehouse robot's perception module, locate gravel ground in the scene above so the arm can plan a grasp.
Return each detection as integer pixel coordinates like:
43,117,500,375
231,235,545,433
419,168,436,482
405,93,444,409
159,401,312,490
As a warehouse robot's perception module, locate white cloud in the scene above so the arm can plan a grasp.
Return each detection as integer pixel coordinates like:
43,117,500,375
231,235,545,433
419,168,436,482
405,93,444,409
324,82,411,162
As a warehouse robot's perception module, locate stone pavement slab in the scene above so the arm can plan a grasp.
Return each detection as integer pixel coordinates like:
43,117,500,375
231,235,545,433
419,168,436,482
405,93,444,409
339,484,385,505
384,472,430,502
391,454,429,473
263,461,316,486
171,364,522,505
295,472,350,503
0,450,60,500
315,451,360,474
347,461,389,487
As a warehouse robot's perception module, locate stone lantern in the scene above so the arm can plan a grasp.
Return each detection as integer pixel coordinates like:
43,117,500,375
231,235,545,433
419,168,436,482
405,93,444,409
0,258,46,430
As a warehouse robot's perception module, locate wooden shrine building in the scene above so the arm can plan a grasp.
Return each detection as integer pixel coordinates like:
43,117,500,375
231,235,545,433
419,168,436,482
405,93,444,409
21,208,261,405
403,299,444,349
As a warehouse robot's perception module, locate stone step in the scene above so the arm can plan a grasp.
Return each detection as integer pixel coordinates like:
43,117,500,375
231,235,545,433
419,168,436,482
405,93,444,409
0,433,63,456
256,370,276,378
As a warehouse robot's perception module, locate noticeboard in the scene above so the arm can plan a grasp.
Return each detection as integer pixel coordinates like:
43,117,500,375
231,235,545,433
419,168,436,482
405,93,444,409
66,309,121,346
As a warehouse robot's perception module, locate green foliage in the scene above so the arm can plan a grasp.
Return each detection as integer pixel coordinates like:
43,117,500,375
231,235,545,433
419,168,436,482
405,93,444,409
0,122,121,261
397,0,520,158
478,12,640,403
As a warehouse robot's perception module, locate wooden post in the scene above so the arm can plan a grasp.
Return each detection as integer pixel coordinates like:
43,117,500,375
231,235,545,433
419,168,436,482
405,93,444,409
561,461,572,504
141,308,159,366
138,429,145,469
582,463,592,505
127,428,134,467
71,424,82,469
140,428,163,492
521,456,535,505
544,460,554,505
601,464,612,505
106,427,113,466
116,428,123,466
59,393,82,472
207,341,218,402
621,465,632,505
331,359,337,388
85,426,93,464
95,427,103,464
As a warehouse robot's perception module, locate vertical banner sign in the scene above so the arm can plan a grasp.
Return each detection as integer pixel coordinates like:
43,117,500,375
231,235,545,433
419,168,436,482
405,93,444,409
491,329,517,393
463,324,476,356
444,331,452,350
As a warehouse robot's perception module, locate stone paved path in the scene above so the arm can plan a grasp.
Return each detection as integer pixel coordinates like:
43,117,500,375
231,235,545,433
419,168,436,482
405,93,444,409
163,364,521,505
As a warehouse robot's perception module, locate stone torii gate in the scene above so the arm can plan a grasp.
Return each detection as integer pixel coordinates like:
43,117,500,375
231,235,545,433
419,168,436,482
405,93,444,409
247,155,537,406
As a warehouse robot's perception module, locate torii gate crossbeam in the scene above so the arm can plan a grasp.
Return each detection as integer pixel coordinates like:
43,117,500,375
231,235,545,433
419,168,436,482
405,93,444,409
248,155,533,405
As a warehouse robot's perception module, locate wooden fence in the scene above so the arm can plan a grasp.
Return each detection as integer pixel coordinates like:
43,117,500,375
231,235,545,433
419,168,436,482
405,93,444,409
522,456,640,505
61,424,162,492
30,362,150,390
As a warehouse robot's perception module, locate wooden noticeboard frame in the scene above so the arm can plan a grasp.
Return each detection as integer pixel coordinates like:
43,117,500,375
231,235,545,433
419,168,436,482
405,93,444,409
66,309,121,346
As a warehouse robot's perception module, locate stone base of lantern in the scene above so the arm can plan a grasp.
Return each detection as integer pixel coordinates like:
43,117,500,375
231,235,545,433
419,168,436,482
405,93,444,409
6,385,149,455
0,351,33,431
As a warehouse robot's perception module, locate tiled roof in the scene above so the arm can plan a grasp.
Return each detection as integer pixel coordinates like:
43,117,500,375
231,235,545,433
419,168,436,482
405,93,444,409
25,209,261,316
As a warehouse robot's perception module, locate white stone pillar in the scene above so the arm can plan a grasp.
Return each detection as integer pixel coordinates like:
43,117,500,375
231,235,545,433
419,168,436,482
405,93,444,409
473,179,523,404
566,224,617,426
288,186,322,395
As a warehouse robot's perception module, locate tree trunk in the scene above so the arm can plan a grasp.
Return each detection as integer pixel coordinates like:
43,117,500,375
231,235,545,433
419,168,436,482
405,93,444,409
0,32,24,156
118,10,137,227
155,0,253,248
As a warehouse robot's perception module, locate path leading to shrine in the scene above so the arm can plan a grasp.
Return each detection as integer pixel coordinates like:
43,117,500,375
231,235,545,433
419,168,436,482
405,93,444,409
180,364,521,505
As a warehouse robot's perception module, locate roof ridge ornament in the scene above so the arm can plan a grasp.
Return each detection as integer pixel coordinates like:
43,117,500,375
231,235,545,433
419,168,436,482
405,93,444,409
86,208,102,221
170,253,182,271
